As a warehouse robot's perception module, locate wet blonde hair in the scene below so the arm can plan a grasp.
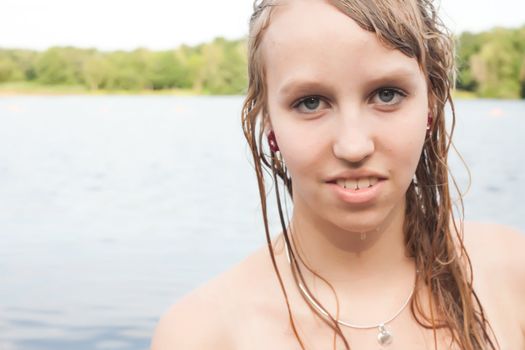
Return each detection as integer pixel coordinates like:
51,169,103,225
241,0,499,349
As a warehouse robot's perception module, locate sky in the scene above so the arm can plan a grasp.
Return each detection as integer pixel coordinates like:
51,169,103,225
1,0,524,51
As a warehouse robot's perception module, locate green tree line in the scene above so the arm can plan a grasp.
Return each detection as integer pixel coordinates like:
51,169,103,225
0,26,524,98
0,37,247,95
457,26,525,98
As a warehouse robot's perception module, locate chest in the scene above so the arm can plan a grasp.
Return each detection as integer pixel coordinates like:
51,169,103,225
230,287,522,350
231,300,457,350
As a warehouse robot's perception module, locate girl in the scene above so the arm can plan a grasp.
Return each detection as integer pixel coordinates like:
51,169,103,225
152,0,525,349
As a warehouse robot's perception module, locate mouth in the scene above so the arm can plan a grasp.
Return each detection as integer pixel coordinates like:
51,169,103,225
326,176,386,191
326,177,386,204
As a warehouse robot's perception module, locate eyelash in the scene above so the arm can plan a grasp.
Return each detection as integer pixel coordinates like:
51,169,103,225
292,88,407,114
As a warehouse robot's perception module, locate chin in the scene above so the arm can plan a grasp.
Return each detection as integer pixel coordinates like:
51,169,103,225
336,221,383,235
329,206,400,235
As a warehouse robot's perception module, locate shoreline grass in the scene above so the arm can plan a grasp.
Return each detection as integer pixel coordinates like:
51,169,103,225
0,82,519,100
0,82,203,96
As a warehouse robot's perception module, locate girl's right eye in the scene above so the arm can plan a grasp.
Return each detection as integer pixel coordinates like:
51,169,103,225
292,96,328,114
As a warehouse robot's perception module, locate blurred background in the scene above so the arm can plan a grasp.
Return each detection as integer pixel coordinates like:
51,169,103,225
0,1,524,350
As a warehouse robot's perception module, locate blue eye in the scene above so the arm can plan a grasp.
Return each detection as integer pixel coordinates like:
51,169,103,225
293,96,325,113
379,90,395,102
302,97,320,110
372,88,406,105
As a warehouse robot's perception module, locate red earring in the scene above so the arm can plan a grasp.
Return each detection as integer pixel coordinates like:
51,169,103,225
267,131,279,152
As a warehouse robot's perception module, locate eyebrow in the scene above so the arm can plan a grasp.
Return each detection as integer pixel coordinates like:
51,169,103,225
277,67,419,97
278,79,332,97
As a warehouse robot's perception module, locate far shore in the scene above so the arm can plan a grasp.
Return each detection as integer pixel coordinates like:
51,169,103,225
0,83,489,100
0,84,203,97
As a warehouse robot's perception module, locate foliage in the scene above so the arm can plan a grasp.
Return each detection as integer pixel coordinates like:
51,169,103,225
0,37,248,95
456,26,525,98
0,26,523,98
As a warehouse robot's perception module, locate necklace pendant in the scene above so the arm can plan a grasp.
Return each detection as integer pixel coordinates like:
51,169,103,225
377,324,393,346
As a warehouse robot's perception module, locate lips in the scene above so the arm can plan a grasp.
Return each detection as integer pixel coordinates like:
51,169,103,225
326,171,387,187
325,170,387,204
335,177,379,190
328,178,385,204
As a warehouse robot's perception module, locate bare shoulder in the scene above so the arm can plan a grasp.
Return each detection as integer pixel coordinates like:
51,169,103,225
461,221,525,331
462,221,525,267
150,244,274,350
150,278,234,350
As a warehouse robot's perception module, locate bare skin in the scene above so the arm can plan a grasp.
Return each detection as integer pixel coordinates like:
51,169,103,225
151,0,525,348
151,222,525,349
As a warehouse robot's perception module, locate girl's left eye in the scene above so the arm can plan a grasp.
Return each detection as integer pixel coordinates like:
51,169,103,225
371,88,406,106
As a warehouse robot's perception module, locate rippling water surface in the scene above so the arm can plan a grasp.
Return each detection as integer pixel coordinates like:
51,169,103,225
0,96,523,350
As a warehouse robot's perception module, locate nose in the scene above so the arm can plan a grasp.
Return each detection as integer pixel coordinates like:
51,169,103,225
332,113,375,164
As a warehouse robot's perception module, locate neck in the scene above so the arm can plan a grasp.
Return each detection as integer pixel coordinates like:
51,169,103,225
285,200,415,293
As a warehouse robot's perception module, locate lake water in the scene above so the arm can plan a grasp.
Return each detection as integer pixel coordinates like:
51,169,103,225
0,96,524,350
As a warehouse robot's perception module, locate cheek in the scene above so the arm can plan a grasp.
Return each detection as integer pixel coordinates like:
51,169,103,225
394,107,427,155
273,123,326,181
278,135,316,175
384,125,426,181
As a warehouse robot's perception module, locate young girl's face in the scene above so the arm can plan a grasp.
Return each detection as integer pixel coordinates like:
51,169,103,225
262,0,429,233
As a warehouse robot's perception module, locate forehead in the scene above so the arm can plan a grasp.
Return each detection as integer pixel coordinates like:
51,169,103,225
261,0,370,57
260,0,424,94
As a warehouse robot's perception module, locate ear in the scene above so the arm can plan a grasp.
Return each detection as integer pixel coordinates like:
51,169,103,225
262,111,273,136
426,89,436,117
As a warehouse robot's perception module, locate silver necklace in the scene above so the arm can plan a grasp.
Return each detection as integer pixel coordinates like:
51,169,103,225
284,237,417,347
